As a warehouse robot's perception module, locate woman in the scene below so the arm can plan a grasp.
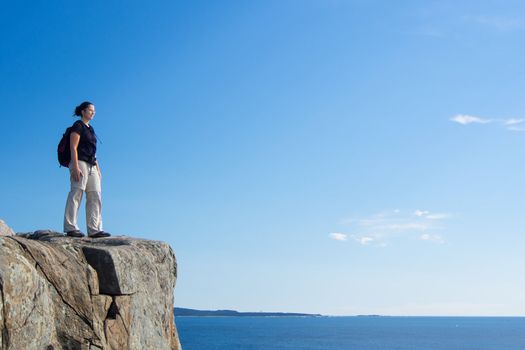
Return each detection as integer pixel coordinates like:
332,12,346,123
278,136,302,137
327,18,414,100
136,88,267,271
63,101,110,238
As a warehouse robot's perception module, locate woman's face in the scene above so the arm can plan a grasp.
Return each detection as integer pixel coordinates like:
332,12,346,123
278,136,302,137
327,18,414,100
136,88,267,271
81,104,96,121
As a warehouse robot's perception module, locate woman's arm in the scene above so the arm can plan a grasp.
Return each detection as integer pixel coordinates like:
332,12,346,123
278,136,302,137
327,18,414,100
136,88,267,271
70,132,82,182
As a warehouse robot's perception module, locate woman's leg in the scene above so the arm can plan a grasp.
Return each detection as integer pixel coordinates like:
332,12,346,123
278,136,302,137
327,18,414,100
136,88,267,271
63,188,83,232
85,164,103,235
86,191,102,235
63,161,89,233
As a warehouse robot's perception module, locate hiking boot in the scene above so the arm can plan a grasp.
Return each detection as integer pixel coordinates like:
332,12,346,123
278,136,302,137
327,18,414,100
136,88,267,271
89,231,111,238
66,230,85,238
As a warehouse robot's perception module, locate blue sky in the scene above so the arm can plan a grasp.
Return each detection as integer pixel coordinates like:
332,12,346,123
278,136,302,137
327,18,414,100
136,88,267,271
2,0,525,316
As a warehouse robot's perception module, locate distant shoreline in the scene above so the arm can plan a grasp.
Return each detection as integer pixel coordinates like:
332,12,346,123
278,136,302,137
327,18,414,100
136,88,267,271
174,307,323,317
174,309,525,318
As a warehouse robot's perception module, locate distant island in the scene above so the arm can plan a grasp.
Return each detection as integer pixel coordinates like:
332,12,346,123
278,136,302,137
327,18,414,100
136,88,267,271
174,307,322,317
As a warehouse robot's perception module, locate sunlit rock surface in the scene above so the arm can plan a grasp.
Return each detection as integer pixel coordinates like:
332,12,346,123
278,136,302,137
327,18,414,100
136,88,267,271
0,221,181,350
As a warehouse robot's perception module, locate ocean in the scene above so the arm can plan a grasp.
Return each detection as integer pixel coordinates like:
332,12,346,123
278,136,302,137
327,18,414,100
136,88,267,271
175,316,525,350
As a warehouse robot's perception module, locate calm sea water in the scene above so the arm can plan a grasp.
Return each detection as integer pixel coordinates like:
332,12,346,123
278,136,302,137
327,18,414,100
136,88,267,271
176,316,525,350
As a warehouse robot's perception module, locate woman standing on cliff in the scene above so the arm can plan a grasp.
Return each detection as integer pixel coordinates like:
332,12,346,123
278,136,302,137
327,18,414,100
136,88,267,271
63,101,111,238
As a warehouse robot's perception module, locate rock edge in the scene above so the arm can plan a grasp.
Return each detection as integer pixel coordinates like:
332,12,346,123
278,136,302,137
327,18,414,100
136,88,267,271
0,224,181,350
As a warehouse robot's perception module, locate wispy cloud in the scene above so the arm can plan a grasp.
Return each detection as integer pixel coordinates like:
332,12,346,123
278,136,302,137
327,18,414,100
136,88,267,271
413,210,450,220
504,119,525,131
504,118,525,126
426,213,450,220
329,233,347,242
450,114,491,125
419,233,445,244
334,209,450,246
350,235,375,245
414,210,429,217
451,114,525,131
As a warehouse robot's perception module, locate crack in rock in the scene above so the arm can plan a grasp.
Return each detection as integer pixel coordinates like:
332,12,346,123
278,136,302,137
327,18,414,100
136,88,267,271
0,232,182,350
0,283,9,349
8,237,94,329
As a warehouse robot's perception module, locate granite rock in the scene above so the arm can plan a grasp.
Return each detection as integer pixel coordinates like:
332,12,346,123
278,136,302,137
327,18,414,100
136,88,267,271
0,221,181,350
0,220,14,236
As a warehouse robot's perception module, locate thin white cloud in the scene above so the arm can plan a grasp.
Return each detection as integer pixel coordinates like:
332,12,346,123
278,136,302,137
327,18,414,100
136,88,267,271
426,213,450,220
329,233,347,242
420,233,445,244
414,210,429,217
350,235,376,246
450,114,491,125
451,114,525,132
504,118,525,126
414,210,450,220
336,209,451,247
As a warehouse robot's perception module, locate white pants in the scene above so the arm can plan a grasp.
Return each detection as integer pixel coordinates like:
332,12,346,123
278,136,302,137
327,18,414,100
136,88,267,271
63,160,103,235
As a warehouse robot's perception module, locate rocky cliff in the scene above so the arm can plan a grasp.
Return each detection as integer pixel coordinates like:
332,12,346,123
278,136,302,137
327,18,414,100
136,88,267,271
0,221,181,350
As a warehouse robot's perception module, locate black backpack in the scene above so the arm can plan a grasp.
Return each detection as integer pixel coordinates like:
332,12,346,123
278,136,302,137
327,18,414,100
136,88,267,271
57,126,72,167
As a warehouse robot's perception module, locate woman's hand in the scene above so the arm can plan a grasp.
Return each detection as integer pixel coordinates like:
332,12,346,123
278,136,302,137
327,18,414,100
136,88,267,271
71,166,83,182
